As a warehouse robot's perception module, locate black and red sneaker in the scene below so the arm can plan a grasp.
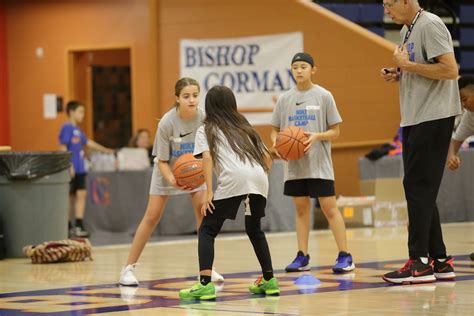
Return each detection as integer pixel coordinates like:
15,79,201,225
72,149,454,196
432,256,456,280
382,259,436,284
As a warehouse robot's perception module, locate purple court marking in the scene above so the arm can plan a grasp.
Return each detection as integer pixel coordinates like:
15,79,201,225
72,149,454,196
0,255,472,315
9,299,45,304
61,302,96,306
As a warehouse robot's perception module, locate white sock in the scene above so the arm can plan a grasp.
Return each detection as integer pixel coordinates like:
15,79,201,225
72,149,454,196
437,258,446,262
420,257,428,264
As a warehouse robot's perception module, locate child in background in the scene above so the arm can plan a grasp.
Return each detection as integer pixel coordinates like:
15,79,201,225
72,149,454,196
128,128,153,164
59,100,114,238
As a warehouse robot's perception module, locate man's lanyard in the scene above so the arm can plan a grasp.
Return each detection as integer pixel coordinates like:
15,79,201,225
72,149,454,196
402,9,424,45
397,9,424,74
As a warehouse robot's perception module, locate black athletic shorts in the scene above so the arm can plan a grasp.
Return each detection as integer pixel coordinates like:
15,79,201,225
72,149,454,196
284,178,335,198
70,173,87,194
209,194,266,220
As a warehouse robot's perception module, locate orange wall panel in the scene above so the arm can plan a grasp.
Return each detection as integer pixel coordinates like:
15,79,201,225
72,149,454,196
6,0,155,151
0,3,9,145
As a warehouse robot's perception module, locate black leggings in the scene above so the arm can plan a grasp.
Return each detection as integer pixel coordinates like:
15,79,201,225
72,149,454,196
198,214,273,275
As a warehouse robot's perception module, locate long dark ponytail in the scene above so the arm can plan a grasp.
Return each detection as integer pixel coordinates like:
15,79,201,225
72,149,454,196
204,86,270,172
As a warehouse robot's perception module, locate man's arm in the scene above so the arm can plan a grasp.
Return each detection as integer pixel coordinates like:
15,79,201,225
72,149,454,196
394,46,458,80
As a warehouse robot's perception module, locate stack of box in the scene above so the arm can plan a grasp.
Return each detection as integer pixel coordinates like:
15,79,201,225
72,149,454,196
336,196,375,228
336,177,408,228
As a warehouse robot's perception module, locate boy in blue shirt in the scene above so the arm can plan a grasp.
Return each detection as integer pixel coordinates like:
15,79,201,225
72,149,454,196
59,101,114,237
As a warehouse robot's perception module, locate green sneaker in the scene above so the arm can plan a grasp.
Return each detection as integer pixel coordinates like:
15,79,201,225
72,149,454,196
179,282,216,300
249,276,280,295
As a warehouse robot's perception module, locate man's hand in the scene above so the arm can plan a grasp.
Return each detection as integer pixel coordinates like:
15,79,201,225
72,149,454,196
393,44,411,70
381,67,399,83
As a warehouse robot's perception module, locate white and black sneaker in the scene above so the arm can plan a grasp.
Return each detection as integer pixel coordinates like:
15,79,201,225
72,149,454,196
120,264,139,286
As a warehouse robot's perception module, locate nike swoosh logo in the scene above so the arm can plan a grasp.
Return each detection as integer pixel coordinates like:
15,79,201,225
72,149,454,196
179,132,192,138
296,101,305,106
438,266,449,272
413,267,432,277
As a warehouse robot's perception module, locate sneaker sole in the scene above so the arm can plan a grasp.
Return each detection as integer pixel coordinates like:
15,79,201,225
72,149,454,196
434,272,456,280
333,263,356,274
285,264,311,272
179,293,216,300
382,275,436,284
197,294,216,300
119,280,139,286
119,281,139,286
265,289,280,295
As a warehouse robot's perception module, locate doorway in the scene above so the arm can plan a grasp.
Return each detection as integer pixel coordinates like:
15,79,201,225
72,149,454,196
69,48,132,148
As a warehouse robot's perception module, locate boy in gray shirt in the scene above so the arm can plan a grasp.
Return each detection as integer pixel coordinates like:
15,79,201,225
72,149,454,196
381,0,461,284
271,52,355,274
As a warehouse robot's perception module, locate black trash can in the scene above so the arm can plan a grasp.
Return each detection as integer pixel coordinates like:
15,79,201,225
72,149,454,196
0,152,71,257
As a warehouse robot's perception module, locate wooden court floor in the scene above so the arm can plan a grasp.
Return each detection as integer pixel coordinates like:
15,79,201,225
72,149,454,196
0,223,473,315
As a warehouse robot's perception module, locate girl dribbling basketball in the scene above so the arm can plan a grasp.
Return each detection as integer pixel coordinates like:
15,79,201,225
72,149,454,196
119,78,223,286
179,85,279,300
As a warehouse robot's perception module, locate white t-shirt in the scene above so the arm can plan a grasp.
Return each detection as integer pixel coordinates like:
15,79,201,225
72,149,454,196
193,125,269,200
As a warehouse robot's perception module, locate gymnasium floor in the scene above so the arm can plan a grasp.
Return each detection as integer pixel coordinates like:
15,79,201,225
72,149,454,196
0,223,473,315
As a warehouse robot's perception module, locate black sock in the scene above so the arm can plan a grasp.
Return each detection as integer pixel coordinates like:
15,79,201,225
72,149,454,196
200,275,211,285
263,271,274,281
338,251,350,257
75,219,83,228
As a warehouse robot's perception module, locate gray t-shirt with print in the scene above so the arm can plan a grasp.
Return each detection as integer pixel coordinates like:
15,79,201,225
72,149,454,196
150,107,205,195
453,111,474,142
271,85,342,181
193,125,269,200
399,11,462,126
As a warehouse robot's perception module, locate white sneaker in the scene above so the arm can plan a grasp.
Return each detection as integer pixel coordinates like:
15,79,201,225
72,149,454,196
211,269,224,282
119,264,139,286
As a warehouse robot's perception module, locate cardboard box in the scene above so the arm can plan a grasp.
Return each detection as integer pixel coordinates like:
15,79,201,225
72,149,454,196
360,177,408,227
337,196,376,228
373,201,408,227
360,177,405,201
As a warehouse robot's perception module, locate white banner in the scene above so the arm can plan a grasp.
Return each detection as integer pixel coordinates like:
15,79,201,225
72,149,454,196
180,32,303,110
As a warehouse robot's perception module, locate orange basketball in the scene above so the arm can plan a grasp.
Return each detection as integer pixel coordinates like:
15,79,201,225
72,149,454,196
172,153,205,189
275,126,308,160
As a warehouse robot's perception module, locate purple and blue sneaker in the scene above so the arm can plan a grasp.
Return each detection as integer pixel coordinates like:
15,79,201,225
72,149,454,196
285,251,310,272
332,252,355,273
